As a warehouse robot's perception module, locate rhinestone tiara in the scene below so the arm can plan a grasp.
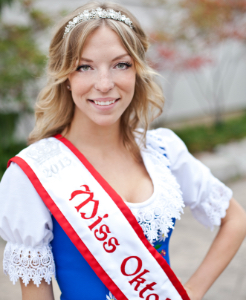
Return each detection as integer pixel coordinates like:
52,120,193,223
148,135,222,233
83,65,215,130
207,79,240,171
63,7,133,38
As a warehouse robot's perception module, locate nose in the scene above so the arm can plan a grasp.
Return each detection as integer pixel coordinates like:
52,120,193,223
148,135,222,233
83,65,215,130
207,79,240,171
94,69,114,93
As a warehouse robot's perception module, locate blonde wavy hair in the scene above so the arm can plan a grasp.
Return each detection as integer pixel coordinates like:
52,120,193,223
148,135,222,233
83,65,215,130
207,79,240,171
29,1,164,161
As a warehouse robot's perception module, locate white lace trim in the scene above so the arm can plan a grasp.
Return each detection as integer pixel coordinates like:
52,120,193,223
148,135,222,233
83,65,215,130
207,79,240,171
3,242,55,287
130,134,185,245
200,177,233,229
145,129,232,231
106,291,117,300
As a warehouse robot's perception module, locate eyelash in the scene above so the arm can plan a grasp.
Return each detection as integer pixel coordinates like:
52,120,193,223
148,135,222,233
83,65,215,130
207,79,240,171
76,62,132,72
116,62,132,69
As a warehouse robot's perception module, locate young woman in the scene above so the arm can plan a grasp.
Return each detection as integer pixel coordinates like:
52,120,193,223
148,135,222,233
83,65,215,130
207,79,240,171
0,2,246,300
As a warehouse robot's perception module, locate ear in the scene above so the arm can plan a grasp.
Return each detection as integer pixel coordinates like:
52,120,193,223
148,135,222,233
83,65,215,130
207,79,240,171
66,79,71,91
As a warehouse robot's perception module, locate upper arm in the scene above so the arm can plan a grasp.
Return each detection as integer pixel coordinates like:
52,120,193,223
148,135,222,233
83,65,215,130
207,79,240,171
0,163,56,287
221,197,246,229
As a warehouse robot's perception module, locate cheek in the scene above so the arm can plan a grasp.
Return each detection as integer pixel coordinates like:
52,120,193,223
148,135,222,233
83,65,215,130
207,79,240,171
117,73,136,94
70,76,92,97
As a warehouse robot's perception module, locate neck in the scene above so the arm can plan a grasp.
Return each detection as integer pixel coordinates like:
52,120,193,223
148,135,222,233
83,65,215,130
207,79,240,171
63,115,123,156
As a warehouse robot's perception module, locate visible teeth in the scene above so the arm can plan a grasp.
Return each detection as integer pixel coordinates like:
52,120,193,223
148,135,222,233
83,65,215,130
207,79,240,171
94,99,116,106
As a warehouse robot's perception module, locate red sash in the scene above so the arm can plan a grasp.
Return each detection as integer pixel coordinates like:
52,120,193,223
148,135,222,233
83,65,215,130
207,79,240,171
8,135,190,300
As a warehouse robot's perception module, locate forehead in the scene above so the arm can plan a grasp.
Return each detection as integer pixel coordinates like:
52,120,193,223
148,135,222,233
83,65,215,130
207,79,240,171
81,25,129,58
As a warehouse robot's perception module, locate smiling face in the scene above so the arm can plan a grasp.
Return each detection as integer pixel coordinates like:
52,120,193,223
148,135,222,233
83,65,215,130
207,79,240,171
68,25,136,129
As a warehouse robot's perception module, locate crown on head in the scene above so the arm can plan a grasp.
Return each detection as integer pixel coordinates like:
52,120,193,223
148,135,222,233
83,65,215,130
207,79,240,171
63,7,134,38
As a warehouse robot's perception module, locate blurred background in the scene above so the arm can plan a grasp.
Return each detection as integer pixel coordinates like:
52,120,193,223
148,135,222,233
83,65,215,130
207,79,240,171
0,0,246,299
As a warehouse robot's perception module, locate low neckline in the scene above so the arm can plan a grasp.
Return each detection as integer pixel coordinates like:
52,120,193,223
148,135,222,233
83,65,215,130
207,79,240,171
55,134,156,207
125,150,157,208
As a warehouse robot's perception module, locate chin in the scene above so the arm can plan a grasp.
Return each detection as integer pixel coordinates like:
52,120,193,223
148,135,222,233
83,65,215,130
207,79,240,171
92,116,121,128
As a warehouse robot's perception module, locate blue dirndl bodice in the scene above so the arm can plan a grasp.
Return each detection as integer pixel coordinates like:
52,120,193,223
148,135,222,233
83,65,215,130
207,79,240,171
51,216,175,300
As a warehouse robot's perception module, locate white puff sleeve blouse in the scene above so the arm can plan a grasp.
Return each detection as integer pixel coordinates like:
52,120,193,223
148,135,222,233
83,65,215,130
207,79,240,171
0,162,55,286
0,128,233,286
152,128,232,228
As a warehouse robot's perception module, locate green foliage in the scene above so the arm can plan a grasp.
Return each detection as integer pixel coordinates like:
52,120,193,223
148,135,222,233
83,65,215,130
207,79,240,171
0,112,19,146
0,0,52,112
173,112,246,153
0,142,26,180
29,8,53,30
0,0,54,147
0,0,14,13
0,24,46,109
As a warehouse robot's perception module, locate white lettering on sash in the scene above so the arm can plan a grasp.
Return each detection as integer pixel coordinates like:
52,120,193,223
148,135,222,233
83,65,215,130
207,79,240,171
42,157,71,177
26,139,71,177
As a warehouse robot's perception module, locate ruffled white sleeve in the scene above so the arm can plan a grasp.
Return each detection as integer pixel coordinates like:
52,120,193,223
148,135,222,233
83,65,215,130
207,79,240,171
152,128,233,229
0,162,55,287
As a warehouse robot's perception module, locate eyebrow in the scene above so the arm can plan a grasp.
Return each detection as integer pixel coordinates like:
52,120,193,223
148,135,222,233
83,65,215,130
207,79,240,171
80,53,130,62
